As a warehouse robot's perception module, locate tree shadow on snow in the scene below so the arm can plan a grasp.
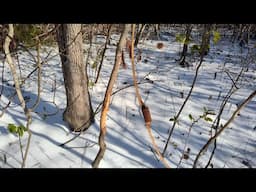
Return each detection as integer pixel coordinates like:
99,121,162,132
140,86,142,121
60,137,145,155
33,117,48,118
0,84,94,166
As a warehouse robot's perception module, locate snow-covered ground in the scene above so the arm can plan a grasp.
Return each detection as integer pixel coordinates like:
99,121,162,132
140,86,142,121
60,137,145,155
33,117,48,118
0,28,255,168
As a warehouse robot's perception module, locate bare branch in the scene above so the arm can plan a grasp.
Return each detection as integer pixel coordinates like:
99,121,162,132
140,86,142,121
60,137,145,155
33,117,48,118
162,25,212,156
3,24,32,168
193,90,256,168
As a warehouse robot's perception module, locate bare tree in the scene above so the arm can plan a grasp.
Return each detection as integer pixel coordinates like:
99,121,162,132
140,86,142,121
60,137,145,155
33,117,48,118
199,24,212,56
179,24,193,66
56,24,94,132
92,24,130,168
94,24,113,84
134,24,146,47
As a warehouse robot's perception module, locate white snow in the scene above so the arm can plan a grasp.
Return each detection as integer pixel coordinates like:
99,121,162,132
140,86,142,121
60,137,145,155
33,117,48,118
0,28,255,168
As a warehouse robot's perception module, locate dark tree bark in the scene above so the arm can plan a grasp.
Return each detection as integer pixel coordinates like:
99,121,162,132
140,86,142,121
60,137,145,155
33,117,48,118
179,24,193,66
134,24,146,47
199,24,212,56
154,24,160,39
56,24,94,132
94,24,112,84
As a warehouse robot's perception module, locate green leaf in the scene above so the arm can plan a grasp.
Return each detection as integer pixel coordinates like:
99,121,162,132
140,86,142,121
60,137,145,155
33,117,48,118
169,116,177,122
169,118,175,121
89,81,95,88
8,124,17,133
176,34,186,44
91,61,97,69
204,117,213,122
172,142,178,148
17,127,24,137
184,38,191,45
213,31,221,44
19,125,27,132
188,114,194,121
207,111,216,115
190,44,200,54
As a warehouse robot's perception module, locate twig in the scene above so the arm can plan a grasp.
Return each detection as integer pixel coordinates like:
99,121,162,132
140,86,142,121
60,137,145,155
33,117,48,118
95,24,112,84
224,70,239,89
21,126,32,168
162,53,204,156
162,25,212,156
30,38,42,111
205,67,244,166
59,133,82,147
35,24,60,41
193,90,256,168
131,25,143,106
4,24,32,168
177,117,200,167
85,25,94,70
205,139,216,168
0,56,6,99
18,135,24,161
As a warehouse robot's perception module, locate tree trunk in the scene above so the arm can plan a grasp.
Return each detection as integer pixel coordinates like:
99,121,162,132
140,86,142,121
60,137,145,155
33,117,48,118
179,24,192,66
154,24,160,40
199,24,212,56
134,24,146,47
94,24,113,84
92,24,130,168
56,24,94,132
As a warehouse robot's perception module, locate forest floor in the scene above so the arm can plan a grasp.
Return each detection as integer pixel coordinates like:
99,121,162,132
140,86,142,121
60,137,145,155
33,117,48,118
0,28,255,168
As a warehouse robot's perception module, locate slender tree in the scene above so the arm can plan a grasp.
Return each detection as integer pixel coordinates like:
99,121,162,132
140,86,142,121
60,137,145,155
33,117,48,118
95,24,113,84
179,24,193,66
92,24,130,168
134,24,146,47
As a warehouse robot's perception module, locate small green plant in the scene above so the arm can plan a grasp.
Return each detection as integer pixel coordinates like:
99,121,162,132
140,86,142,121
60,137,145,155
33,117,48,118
176,34,186,43
169,116,179,125
88,81,95,88
187,107,215,127
188,107,215,123
212,30,221,44
8,123,28,137
190,44,200,54
200,107,215,122
91,61,97,69
188,114,194,121
178,108,216,167
176,33,191,45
